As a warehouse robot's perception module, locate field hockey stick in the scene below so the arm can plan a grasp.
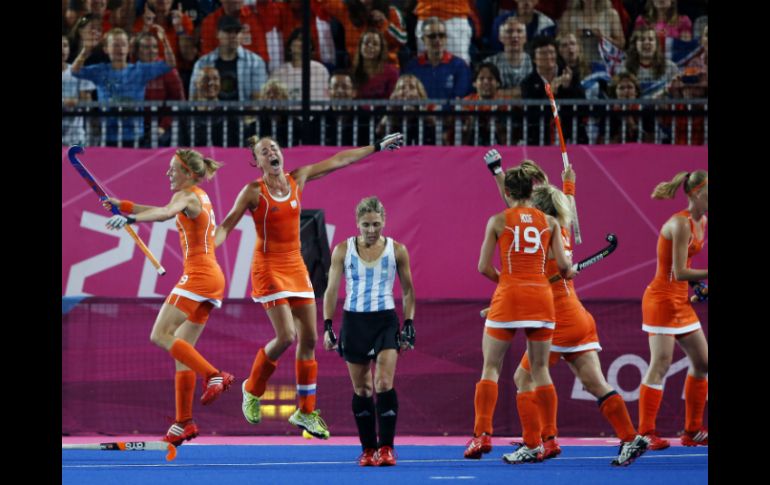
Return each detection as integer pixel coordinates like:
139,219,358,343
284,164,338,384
62,440,177,461
67,145,166,275
544,83,582,245
548,233,618,283
480,234,618,317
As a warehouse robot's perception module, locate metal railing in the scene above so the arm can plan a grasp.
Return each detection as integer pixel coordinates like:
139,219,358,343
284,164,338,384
62,98,707,148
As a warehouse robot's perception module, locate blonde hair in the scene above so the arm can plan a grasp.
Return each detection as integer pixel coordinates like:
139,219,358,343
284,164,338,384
391,74,428,100
175,149,222,181
651,170,708,199
520,159,549,185
532,185,573,228
355,196,386,221
105,27,128,43
260,79,290,100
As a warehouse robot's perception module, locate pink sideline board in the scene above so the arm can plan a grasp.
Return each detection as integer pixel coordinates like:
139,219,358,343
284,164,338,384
62,145,707,299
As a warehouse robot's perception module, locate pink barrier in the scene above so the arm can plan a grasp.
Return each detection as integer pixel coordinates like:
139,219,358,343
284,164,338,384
62,145,707,299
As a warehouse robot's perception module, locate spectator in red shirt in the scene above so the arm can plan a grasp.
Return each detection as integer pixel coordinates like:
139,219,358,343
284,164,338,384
352,29,399,99
133,29,186,146
199,0,276,69
133,0,195,62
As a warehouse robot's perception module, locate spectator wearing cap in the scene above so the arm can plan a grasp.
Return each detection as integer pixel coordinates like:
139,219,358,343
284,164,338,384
199,0,277,69
189,14,268,101
404,17,471,101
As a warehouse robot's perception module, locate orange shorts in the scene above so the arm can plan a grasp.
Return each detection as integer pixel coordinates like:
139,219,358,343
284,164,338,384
520,348,594,371
485,326,553,342
166,293,215,324
262,297,315,310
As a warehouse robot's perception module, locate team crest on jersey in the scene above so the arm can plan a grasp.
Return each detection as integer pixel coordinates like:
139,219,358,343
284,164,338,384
520,213,533,223
290,200,298,209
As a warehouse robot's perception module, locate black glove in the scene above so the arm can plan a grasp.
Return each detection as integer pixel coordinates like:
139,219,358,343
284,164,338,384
324,319,337,346
689,281,708,302
400,319,415,350
374,132,404,152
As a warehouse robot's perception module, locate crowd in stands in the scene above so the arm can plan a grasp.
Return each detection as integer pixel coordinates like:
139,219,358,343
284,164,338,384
62,0,709,146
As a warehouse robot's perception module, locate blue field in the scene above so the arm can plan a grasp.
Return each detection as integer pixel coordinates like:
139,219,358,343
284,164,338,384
62,445,708,484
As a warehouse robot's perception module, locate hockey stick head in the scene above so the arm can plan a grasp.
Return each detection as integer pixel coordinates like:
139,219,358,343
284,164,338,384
605,233,618,251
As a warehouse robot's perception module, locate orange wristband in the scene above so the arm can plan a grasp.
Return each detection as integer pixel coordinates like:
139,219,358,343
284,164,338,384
119,200,135,213
563,181,575,196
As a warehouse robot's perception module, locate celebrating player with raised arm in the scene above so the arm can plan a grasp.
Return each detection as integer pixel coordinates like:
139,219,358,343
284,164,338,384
215,133,404,439
478,149,649,466
104,149,234,447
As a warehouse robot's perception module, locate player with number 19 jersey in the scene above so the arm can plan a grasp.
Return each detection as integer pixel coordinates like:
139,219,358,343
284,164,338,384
485,207,555,328
169,185,225,308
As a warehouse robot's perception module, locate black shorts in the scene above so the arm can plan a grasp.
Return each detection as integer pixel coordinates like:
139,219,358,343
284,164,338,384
338,309,399,364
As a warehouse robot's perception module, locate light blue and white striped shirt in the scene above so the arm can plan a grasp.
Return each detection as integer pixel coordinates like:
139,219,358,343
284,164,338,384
343,237,396,313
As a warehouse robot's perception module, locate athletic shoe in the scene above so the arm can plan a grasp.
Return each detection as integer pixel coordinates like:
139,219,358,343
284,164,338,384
502,443,545,464
162,419,199,447
241,380,262,424
611,435,649,466
288,408,330,439
358,448,377,466
200,371,234,405
542,436,562,459
681,428,708,446
643,431,671,450
375,446,397,466
463,434,492,459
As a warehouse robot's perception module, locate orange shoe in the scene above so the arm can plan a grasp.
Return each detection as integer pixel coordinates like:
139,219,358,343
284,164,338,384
463,434,492,459
375,446,396,466
542,436,562,459
681,429,708,446
643,431,671,450
201,371,234,405
358,448,377,466
162,419,199,447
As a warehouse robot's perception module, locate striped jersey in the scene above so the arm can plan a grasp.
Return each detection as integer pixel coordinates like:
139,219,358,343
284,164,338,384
343,237,397,312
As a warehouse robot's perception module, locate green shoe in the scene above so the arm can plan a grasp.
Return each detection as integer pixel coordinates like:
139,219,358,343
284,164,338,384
241,380,261,424
288,408,330,439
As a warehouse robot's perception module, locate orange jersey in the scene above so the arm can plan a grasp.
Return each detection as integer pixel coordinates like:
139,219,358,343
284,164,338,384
251,174,302,254
171,186,225,305
249,174,314,302
486,207,555,327
642,210,707,333
546,226,602,353
319,0,406,67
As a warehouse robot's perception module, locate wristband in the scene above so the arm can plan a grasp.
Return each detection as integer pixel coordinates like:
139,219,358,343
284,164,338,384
119,200,135,213
563,180,576,196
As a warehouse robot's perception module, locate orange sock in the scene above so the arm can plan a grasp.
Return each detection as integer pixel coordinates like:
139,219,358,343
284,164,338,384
296,359,318,413
638,383,664,435
684,375,708,432
169,339,217,379
473,379,498,436
245,347,278,397
516,391,542,448
535,384,558,439
599,392,637,442
174,370,196,423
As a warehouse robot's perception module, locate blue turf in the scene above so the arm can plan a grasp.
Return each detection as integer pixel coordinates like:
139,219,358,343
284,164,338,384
62,445,707,485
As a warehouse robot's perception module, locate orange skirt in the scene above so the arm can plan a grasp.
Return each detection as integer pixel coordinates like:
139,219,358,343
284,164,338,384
251,249,314,302
641,285,700,335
